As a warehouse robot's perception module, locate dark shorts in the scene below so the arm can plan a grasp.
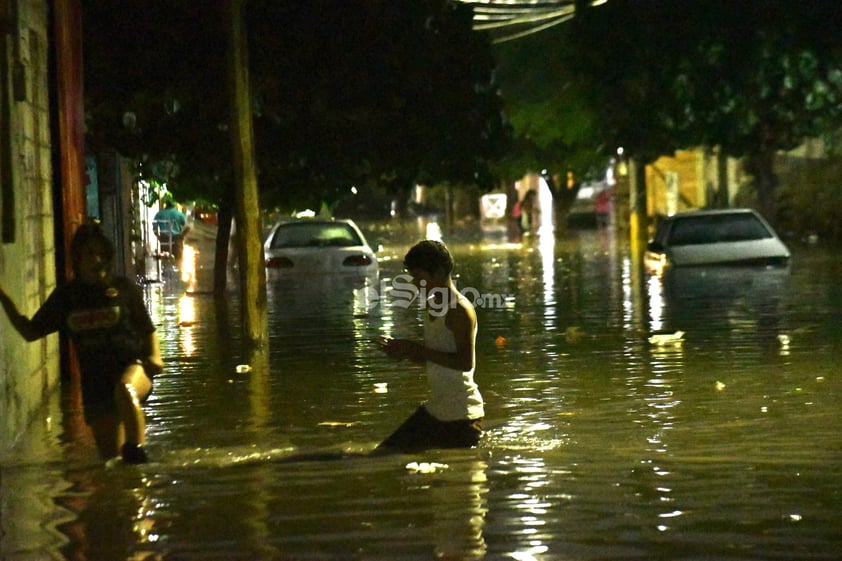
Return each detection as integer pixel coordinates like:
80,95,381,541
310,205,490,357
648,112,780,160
377,405,483,453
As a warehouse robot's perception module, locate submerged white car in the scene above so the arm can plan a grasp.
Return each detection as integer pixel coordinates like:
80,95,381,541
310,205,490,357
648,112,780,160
644,208,790,276
263,218,379,281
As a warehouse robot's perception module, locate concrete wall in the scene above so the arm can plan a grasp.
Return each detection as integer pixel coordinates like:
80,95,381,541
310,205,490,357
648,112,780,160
0,0,59,453
646,149,746,217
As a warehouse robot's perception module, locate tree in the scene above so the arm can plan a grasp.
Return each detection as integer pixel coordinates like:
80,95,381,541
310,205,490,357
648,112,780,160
82,0,509,223
82,1,237,299
670,1,842,222
81,0,511,318
245,0,509,210
82,1,230,194
492,23,608,221
567,0,842,223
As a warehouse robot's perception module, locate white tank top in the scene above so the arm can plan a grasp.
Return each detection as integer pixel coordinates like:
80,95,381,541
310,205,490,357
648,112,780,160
423,295,484,421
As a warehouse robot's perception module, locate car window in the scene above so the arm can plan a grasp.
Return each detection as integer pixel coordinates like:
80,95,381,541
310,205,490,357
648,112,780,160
270,222,363,248
668,214,773,246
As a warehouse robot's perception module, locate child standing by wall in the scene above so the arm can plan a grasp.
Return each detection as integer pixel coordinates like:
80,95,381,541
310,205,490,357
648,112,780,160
0,221,162,463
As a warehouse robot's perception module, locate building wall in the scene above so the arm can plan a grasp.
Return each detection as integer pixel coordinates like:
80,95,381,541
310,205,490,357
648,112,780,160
645,148,747,219
0,0,59,452
646,149,703,217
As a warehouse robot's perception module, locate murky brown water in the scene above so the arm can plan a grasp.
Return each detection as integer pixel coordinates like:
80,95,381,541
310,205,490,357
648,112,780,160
2,222,841,560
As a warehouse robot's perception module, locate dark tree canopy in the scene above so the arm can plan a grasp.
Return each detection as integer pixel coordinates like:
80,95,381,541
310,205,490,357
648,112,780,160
246,0,508,210
82,1,230,201
566,0,842,220
81,0,509,212
492,23,607,185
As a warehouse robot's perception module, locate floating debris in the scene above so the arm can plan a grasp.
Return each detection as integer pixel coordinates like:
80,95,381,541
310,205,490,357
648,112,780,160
405,461,449,474
564,326,586,343
317,421,359,428
648,331,685,346
235,364,252,374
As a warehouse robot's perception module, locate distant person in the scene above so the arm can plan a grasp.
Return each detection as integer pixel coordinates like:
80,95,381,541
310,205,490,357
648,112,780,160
595,188,612,227
520,190,537,233
511,197,522,224
153,198,189,260
377,240,484,452
0,220,163,463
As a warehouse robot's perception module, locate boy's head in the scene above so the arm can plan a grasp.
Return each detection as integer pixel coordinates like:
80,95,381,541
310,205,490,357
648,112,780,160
403,240,453,279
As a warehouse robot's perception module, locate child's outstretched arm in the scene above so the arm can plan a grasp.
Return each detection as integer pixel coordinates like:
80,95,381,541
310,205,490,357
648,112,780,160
0,285,42,342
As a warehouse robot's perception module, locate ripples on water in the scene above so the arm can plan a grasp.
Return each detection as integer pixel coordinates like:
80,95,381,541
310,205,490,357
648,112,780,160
2,227,841,560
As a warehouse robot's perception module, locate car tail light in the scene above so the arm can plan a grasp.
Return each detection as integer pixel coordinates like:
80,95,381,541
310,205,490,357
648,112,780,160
266,256,294,268
343,254,373,267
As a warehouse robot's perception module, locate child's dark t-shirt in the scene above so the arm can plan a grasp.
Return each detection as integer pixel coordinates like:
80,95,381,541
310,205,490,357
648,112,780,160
30,277,156,414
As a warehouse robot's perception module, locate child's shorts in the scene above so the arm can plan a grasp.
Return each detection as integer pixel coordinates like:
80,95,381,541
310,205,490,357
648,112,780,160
377,405,483,452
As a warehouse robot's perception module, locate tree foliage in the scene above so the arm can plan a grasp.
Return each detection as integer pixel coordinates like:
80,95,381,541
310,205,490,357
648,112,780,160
492,25,607,186
566,0,842,221
82,1,230,202
245,0,508,210
81,0,509,213
670,2,842,155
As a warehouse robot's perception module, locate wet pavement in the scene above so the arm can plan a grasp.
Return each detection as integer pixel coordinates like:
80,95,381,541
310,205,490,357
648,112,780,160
2,221,842,560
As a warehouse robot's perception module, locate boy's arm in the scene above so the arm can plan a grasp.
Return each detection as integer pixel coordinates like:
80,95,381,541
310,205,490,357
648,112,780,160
380,303,476,371
0,285,42,342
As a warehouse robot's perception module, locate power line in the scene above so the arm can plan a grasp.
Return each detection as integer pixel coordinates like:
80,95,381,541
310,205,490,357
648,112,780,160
457,0,607,43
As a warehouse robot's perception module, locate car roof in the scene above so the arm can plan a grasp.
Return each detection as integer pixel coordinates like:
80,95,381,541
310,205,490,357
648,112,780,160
273,217,356,226
663,208,758,220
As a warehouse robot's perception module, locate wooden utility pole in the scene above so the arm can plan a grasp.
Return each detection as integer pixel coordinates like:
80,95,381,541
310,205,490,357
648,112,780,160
225,0,267,350
628,158,649,245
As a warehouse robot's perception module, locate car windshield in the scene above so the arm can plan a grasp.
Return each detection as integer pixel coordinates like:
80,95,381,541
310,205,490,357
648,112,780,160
668,213,773,246
270,222,363,249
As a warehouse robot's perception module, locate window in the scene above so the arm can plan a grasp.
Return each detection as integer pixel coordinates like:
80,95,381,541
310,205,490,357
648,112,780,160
668,214,773,246
270,222,362,248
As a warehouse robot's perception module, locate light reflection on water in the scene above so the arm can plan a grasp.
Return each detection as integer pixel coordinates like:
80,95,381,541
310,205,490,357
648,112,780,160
2,226,842,560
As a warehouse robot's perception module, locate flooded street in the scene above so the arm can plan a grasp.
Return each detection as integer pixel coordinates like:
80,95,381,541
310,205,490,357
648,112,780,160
2,223,841,561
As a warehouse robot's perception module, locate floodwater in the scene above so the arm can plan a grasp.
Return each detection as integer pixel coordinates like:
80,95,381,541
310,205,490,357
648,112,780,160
2,221,841,561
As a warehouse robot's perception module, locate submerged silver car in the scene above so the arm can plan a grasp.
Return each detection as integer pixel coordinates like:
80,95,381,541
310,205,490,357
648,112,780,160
644,208,790,276
263,218,379,281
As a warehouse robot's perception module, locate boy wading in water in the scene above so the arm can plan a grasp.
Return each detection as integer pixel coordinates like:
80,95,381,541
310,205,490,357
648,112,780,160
0,221,163,463
377,240,484,452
